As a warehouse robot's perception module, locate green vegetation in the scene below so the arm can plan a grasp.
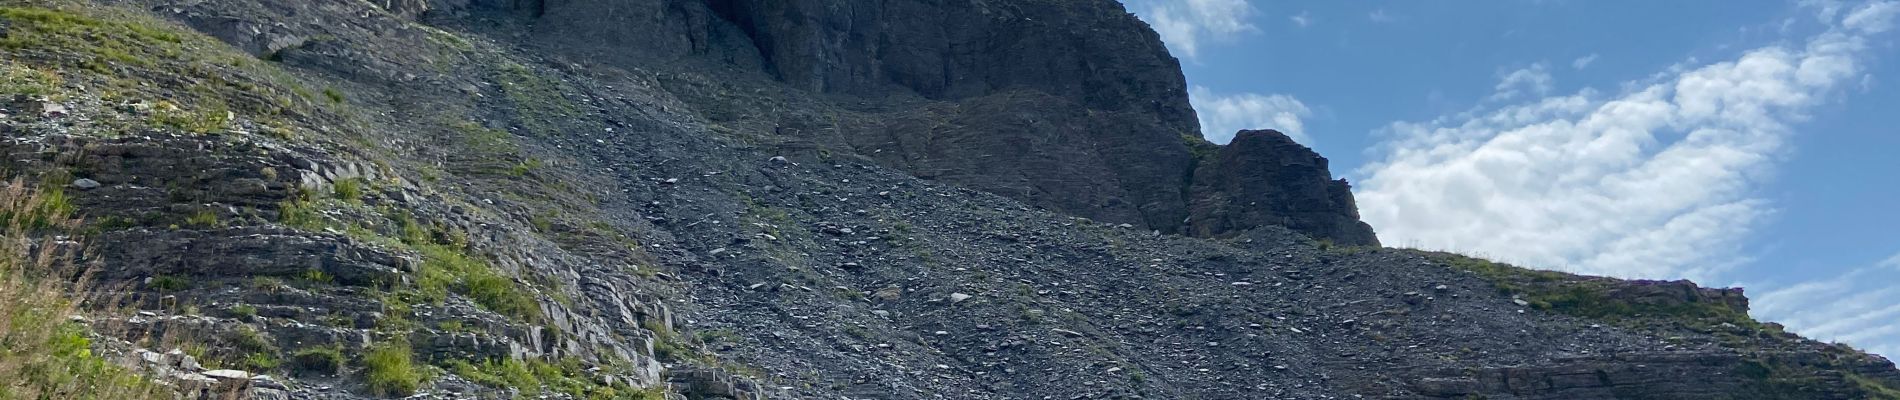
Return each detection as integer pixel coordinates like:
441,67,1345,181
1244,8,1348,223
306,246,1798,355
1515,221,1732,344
412,242,542,321
1432,253,1755,327
448,356,665,399
148,275,188,291
494,62,578,136
322,87,345,104
0,179,170,399
1181,134,1221,160
231,304,258,320
1850,372,1900,400
364,342,426,397
332,177,365,202
185,209,221,228
0,180,73,232
243,352,281,371
149,99,231,134
298,268,334,284
0,6,186,70
0,4,313,136
290,346,344,375
0,60,62,98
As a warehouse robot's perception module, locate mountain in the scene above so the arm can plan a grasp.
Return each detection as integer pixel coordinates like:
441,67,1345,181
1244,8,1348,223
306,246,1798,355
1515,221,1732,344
0,0,1892,399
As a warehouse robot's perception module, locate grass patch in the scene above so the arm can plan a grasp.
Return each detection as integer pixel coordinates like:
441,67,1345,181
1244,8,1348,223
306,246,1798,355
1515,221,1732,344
364,341,426,397
290,346,344,376
1431,253,1756,328
185,209,221,228
0,4,314,132
148,99,231,134
448,356,663,399
494,62,578,136
413,243,541,321
332,177,365,202
0,178,170,398
0,60,63,98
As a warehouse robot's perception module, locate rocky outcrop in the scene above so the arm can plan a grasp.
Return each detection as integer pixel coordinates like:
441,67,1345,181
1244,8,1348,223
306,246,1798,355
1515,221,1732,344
1187,129,1379,245
439,0,1376,244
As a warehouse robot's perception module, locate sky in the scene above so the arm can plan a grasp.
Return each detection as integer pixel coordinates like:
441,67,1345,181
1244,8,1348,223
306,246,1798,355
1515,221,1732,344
1126,0,1900,359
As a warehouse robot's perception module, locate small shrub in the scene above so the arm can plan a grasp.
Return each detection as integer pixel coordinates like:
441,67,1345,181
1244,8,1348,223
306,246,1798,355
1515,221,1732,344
322,87,345,104
185,209,220,227
331,178,363,202
299,268,333,284
231,304,257,320
149,275,189,291
277,197,321,230
290,346,344,375
364,342,424,396
243,352,281,371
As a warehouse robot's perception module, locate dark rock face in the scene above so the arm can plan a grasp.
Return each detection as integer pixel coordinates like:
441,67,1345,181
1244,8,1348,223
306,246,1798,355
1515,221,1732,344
1188,130,1379,245
11,0,1896,399
455,0,1375,244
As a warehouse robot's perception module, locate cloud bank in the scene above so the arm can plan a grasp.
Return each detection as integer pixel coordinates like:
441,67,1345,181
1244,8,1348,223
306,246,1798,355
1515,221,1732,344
1130,0,1257,60
1355,2,1894,282
1752,253,1900,358
1189,86,1313,145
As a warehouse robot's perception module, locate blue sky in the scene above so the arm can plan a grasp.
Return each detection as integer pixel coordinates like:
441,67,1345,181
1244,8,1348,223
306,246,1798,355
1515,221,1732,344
1127,0,1900,358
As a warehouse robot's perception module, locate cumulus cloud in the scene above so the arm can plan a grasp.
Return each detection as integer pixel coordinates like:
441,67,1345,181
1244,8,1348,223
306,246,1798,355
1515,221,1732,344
1490,63,1556,101
1189,86,1313,145
1573,54,1600,70
1355,3,1890,281
1752,252,1900,358
1844,0,1900,32
1130,0,1257,60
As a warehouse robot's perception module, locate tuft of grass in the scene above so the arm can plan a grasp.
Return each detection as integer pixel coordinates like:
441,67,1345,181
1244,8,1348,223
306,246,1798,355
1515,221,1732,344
0,178,170,398
0,180,74,232
331,178,364,202
184,209,220,228
290,346,344,376
299,268,334,284
231,304,258,320
148,275,188,291
363,342,425,397
149,99,231,134
321,87,345,104
448,356,659,399
243,352,281,371
276,192,322,230
414,243,541,321
0,60,63,99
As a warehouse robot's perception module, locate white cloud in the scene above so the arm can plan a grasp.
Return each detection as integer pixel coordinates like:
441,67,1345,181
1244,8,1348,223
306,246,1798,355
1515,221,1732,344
1355,7,1886,281
1844,1,1900,33
1189,86,1313,145
1129,0,1257,60
1490,63,1556,101
1290,11,1312,28
1753,252,1900,359
1369,9,1399,23
1573,54,1600,70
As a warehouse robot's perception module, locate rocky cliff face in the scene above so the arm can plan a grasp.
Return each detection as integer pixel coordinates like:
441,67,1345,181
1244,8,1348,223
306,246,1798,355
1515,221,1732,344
0,0,1893,399
1188,130,1379,244
446,0,1376,245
